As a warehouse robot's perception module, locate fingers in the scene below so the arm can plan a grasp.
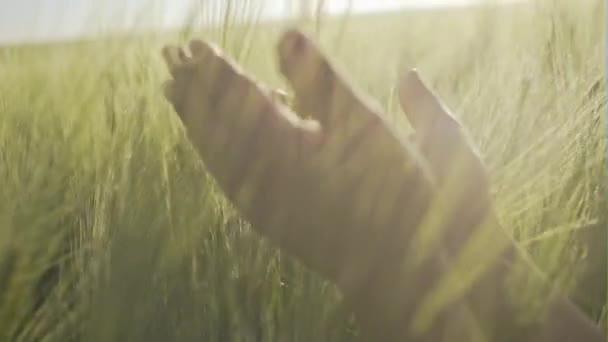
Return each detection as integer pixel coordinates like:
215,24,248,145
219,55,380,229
161,45,188,78
161,39,242,118
161,44,196,113
398,69,491,213
189,39,207,57
160,37,322,150
399,69,461,135
398,69,467,165
161,39,221,82
277,29,379,134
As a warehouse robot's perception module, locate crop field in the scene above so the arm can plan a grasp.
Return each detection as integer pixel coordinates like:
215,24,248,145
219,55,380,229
0,0,605,340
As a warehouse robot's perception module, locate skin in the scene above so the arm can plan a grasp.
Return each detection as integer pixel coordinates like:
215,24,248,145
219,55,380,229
161,29,606,341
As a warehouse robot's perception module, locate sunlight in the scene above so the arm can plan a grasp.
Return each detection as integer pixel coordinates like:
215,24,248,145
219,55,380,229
323,0,526,15
0,0,527,45
0,0,604,340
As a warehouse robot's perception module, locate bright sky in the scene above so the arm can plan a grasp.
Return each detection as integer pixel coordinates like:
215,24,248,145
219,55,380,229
0,0,522,45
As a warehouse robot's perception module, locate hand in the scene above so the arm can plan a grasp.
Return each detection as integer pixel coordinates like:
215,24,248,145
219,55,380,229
160,28,500,338
161,29,604,341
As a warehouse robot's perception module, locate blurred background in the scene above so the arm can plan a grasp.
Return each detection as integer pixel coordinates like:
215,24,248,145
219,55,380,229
0,0,605,341
1,0,527,45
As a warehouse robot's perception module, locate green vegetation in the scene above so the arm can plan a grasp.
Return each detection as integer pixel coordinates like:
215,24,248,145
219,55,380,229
0,0,605,340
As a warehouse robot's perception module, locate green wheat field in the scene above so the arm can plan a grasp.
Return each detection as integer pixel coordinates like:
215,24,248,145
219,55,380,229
0,0,605,340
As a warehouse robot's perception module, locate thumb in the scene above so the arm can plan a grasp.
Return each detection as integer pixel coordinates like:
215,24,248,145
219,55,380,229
398,69,482,182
